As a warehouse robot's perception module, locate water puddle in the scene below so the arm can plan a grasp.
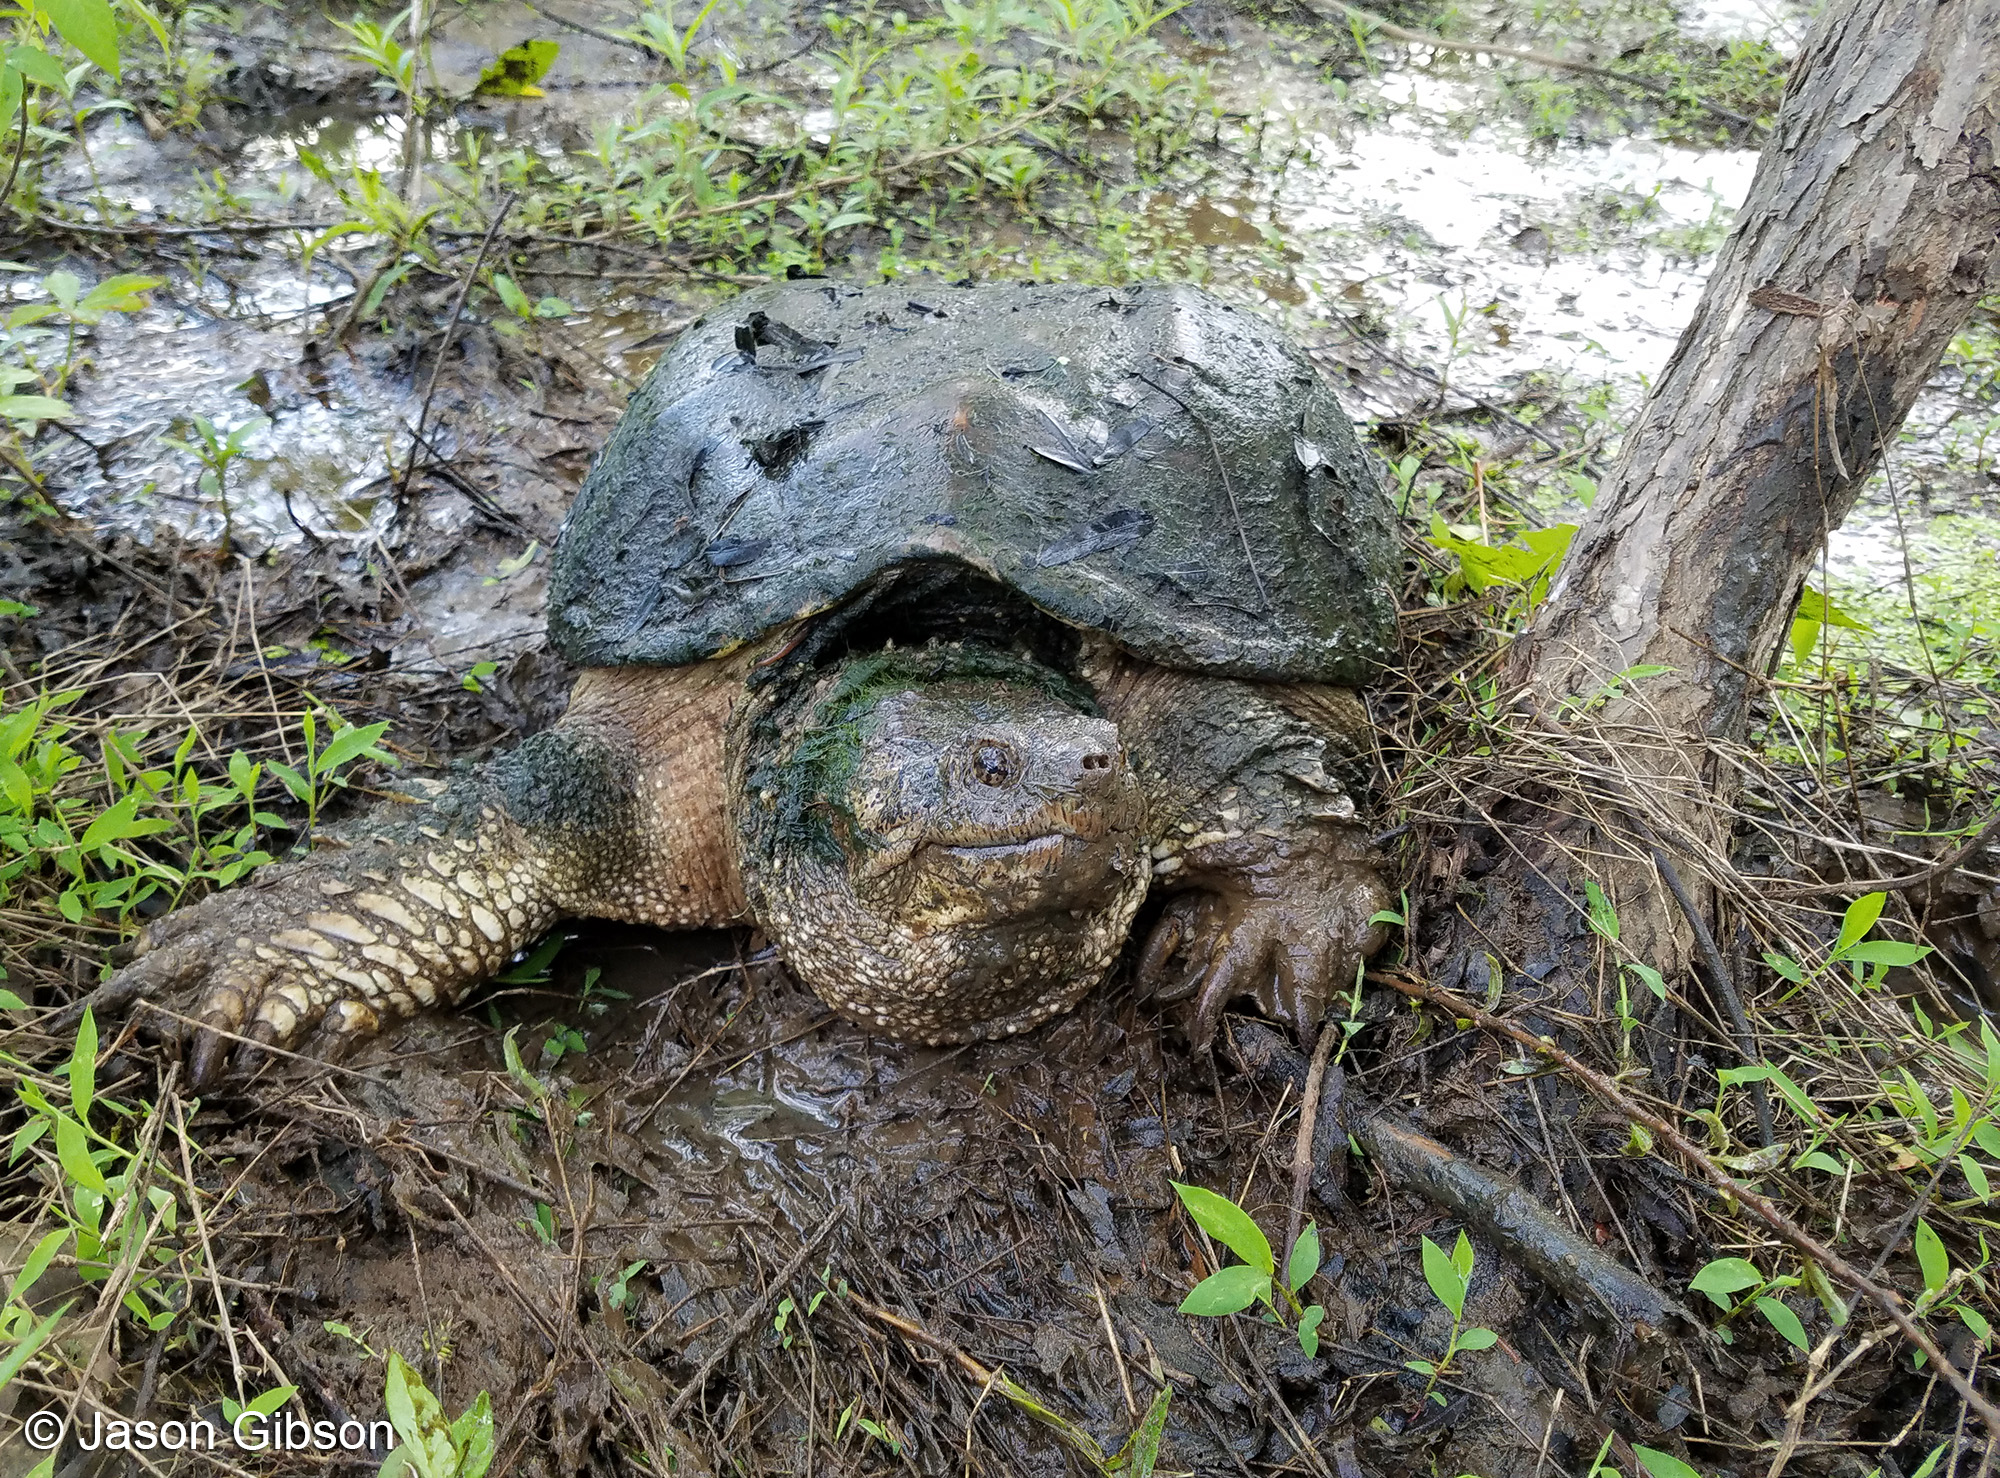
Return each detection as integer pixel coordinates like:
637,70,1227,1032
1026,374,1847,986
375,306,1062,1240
32,0,1992,660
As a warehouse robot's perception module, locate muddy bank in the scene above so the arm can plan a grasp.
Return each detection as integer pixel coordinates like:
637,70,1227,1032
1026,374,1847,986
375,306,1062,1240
1,0,1991,1473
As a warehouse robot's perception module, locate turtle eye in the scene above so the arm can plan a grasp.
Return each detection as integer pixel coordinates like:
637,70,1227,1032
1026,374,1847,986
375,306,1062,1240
970,740,1018,787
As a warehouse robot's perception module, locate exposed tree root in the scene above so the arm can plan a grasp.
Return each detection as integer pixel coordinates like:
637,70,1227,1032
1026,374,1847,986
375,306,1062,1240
1227,1020,1685,1339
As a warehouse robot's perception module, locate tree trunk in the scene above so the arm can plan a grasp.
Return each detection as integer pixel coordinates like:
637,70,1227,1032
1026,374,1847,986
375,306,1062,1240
1471,0,2000,979
1518,0,2000,737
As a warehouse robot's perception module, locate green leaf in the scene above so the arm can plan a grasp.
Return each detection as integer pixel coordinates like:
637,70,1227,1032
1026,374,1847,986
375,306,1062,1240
1170,1182,1273,1276
77,273,162,312
449,1389,495,1478
52,1112,106,1194
40,0,120,74
492,273,532,316
474,38,560,96
1632,1446,1705,1478
1689,1257,1761,1309
1794,1150,1847,1175
267,760,311,804
1297,1303,1325,1358
8,43,71,88
1421,1235,1465,1319
1583,879,1619,941
315,720,391,775
0,988,25,1010
1960,1154,1993,1203
69,1005,95,1121
1125,1384,1172,1478
1450,1230,1474,1281
1755,1297,1809,1351
247,1384,297,1418
1762,950,1806,984
1796,585,1872,632
1835,892,1887,955
1915,1218,1949,1293
1177,1264,1270,1317
1287,1222,1321,1293
1957,1303,1992,1343
0,1298,71,1395
1455,1326,1498,1351
0,394,75,422
9,1227,67,1300
1625,961,1667,1000
1838,940,1931,968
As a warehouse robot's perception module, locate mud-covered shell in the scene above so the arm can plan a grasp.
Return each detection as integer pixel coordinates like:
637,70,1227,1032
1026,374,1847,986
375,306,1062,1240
550,280,1398,682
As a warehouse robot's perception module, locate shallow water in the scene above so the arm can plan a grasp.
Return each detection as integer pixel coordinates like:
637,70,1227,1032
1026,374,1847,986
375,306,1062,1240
31,0,1992,667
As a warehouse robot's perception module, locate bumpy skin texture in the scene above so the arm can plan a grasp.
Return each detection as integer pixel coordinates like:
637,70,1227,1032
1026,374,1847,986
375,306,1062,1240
114,663,744,1083
113,641,1385,1079
728,657,1153,1041
1088,647,1389,1048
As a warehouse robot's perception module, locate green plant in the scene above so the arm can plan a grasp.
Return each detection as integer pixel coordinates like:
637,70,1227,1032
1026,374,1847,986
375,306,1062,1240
1404,1232,1498,1402
5,1012,186,1348
619,0,721,77
834,1398,902,1455
1170,1180,1327,1356
333,11,417,103
378,1351,495,1478
1687,1255,1811,1350
488,272,571,327
159,413,266,553
1427,517,1578,612
264,708,395,838
221,1383,297,1430
598,1259,647,1312
0,692,358,939
1761,890,1934,1002
0,268,159,499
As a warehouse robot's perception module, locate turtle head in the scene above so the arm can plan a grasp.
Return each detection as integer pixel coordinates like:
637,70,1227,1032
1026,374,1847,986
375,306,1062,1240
733,646,1150,1041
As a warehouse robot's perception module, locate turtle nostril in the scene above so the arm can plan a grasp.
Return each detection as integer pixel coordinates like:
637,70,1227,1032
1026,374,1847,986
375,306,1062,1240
1081,753,1112,772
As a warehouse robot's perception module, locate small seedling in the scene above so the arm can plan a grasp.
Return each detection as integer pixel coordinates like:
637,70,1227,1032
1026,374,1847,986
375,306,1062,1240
598,1260,647,1312
834,1398,901,1455
220,1384,297,1430
378,1351,495,1478
1170,1180,1327,1356
159,414,266,555
1405,1232,1498,1403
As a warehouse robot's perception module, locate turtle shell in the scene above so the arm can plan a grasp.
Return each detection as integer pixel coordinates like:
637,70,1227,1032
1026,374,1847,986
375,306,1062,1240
549,280,1398,683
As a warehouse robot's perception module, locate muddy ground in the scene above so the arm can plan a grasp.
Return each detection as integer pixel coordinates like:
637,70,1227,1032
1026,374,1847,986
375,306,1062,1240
1,0,1994,1473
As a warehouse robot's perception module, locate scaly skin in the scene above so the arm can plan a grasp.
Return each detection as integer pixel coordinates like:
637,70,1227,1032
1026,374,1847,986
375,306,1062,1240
113,661,744,1084
1086,644,1389,1048
107,639,1386,1081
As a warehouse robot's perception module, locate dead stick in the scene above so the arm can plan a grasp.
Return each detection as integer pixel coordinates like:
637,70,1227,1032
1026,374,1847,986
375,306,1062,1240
662,1210,841,1425
1094,1282,1137,1421
1374,966,2000,1434
1766,809,2000,897
1285,1024,1339,1267
399,191,518,495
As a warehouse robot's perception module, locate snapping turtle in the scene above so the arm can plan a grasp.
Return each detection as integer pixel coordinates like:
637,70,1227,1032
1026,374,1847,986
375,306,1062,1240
114,280,1400,1084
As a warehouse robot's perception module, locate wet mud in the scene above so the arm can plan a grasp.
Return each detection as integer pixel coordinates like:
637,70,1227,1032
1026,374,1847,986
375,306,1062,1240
3,0,1985,1471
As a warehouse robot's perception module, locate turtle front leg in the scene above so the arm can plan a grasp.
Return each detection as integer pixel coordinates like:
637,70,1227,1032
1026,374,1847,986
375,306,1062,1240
1095,660,1390,1049
109,665,744,1085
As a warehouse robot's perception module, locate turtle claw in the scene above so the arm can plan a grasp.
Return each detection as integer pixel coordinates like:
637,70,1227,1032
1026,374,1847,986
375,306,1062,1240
1152,837,1389,1052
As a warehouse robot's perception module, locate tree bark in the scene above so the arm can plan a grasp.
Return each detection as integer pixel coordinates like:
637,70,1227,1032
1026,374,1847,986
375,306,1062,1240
1518,0,2000,734
1477,0,2000,979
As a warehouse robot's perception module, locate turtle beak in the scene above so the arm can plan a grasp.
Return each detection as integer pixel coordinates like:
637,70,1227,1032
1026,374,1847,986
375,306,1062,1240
854,825,924,880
